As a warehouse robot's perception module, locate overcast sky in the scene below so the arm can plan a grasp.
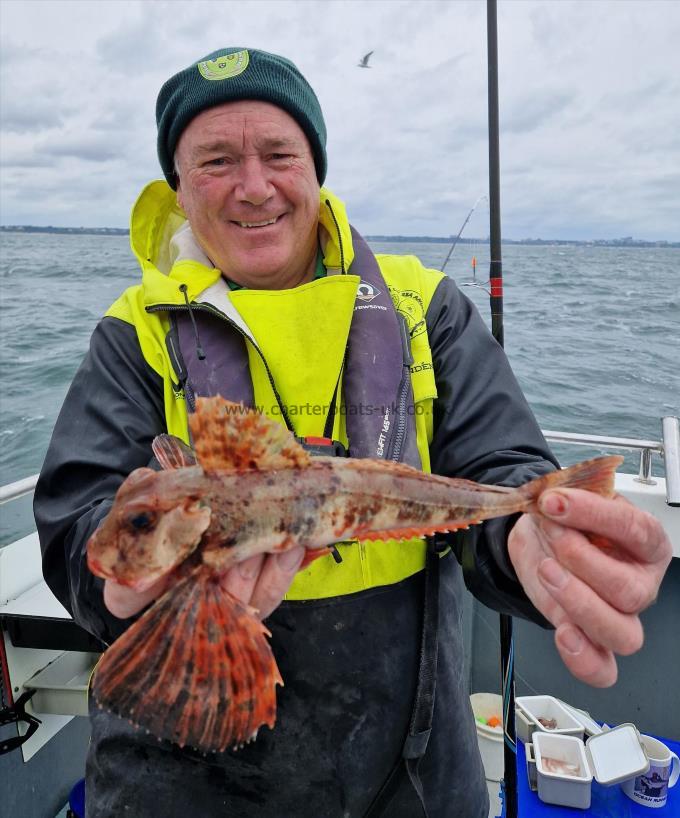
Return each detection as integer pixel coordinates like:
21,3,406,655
1,0,678,240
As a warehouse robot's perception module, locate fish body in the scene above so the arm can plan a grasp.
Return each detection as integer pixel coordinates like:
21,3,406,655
89,457,536,590
87,396,623,754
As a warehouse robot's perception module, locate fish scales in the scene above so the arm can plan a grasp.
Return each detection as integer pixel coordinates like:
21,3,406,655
87,395,623,754
89,459,523,585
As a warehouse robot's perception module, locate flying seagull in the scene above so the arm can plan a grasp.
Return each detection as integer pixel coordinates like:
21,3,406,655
358,51,374,68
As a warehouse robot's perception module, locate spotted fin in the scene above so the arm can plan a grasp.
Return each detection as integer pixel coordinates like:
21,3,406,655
152,434,197,470
92,563,282,753
188,396,311,473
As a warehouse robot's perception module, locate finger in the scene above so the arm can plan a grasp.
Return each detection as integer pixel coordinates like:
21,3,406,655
538,556,644,656
251,547,305,621
103,575,169,619
538,517,659,614
507,515,572,627
538,489,670,565
508,517,619,686
554,624,618,687
220,554,265,605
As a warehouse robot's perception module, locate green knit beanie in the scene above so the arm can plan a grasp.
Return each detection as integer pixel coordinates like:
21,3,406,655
156,47,327,189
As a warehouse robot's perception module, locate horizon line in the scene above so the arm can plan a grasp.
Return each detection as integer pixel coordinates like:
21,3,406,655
0,225,678,247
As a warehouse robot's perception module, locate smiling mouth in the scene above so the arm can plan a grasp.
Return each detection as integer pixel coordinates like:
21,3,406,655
233,216,281,228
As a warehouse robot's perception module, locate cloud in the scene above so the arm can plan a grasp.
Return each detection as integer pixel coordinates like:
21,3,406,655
95,4,179,76
0,152,53,169
0,101,65,133
0,0,678,239
503,91,574,134
41,138,123,163
0,39,40,68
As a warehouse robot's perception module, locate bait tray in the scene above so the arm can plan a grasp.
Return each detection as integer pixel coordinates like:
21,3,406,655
527,723,650,810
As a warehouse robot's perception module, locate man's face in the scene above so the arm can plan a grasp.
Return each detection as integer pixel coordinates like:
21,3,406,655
175,100,320,289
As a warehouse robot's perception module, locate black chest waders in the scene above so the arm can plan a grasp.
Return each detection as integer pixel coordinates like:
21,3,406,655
362,537,446,818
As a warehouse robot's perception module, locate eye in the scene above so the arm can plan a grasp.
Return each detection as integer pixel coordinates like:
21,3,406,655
127,511,157,531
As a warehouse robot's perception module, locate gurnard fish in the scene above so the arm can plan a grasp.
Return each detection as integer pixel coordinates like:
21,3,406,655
87,396,623,753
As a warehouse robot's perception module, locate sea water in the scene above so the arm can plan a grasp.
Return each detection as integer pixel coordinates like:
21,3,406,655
0,233,678,545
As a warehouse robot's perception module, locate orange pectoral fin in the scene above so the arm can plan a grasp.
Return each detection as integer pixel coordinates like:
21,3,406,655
92,564,282,753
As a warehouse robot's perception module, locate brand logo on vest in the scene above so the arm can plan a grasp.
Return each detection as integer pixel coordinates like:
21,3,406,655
389,287,426,337
356,281,381,303
198,50,250,81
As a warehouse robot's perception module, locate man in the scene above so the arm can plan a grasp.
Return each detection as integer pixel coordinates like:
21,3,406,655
35,48,672,817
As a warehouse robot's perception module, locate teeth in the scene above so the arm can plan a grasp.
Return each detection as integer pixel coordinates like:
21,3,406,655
237,218,277,228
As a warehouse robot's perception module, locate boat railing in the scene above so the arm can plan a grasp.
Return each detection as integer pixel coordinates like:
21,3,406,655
543,415,679,506
1,416,678,507
0,474,39,505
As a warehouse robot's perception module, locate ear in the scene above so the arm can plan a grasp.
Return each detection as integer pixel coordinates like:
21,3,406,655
176,181,184,210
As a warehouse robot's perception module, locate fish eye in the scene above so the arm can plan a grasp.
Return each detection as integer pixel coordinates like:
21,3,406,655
127,511,157,531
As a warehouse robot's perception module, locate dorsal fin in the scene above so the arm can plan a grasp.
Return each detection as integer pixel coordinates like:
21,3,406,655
188,396,311,473
152,434,197,470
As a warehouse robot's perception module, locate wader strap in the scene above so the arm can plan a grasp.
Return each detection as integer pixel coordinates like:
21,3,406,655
363,543,441,818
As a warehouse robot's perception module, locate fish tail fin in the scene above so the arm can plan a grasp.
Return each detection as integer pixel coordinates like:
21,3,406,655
520,455,624,509
92,564,282,753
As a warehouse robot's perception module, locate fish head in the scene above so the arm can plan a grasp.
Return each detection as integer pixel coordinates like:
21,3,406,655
87,467,212,591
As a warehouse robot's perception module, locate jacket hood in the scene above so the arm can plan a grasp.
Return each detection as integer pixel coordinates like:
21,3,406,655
129,179,355,307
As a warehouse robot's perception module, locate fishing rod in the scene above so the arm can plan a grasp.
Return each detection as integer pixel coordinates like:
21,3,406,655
487,2,516,817
439,194,488,273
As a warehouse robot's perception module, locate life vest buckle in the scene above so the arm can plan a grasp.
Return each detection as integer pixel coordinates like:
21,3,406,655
296,436,349,457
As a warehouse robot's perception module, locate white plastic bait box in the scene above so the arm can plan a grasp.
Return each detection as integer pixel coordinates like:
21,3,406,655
526,723,650,810
515,695,586,743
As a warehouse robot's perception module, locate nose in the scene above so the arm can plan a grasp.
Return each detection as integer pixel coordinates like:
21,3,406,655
235,156,274,206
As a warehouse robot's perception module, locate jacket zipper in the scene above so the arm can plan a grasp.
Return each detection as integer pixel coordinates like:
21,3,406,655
390,370,410,462
389,313,414,462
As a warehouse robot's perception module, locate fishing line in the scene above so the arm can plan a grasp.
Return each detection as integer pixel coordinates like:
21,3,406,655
440,194,488,275
462,198,492,293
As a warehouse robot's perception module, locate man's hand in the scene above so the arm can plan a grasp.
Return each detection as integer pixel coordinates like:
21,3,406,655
508,488,672,687
103,547,306,622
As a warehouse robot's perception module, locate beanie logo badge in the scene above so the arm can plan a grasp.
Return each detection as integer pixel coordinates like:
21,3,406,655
198,50,250,81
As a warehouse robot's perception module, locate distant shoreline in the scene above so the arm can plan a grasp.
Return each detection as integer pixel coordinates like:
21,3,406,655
1,225,678,248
